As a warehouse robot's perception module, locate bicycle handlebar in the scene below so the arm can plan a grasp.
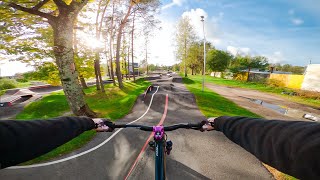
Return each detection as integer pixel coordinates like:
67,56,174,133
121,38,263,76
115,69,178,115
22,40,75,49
109,123,203,131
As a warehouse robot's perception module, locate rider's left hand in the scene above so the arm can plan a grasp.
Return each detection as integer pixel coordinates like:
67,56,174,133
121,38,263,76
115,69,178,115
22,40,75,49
200,117,216,131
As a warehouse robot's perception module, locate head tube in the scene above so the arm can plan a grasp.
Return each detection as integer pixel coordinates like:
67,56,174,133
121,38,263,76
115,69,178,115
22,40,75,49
153,126,164,141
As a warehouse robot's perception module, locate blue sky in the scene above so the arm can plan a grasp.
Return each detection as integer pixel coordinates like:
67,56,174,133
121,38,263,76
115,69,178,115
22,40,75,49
148,0,320,66
2,0,320,76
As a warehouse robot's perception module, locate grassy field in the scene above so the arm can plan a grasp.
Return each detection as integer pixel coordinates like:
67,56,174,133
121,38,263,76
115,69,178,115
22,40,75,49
183,76,296,180
17,79,150,165
182,77,261,118
0,90,5,96
191,75,320,107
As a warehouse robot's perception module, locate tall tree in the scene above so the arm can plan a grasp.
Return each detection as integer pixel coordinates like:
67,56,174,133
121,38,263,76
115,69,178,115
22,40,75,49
114,0,135,89
131,11,136,81
175,16,196,77
2,0,96,117
207,49,233,74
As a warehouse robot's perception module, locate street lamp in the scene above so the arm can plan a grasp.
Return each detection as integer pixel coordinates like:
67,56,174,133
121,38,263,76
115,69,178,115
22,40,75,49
201,16,206,92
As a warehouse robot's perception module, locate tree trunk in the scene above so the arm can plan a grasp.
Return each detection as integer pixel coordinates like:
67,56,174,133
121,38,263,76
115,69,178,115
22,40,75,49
109,3,116,86
115,23,125,88
124,56,128,80
52,18,96,117
131,11,136,82
184,38,187,77
97,58,105,92
94,59,101,91
114,3,133,88
79,75,88,89
146,44,148,75
127,46,130,80
247,66,251,82
106,59,111,78
191,68,194,75
109,57,115,85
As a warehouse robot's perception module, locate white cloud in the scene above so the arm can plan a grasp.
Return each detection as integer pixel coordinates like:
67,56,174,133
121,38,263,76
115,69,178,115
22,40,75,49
291,18,304,25
181,8,222,46
162,0,185,10
265,51,285,64
227,46,251,56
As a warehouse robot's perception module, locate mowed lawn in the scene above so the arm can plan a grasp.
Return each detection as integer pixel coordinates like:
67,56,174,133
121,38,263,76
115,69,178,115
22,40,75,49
16,79,150,164
182,76,260,118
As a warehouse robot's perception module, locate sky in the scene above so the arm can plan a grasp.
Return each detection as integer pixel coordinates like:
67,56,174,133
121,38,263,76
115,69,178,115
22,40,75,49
147,0,320,66
1,0,320,76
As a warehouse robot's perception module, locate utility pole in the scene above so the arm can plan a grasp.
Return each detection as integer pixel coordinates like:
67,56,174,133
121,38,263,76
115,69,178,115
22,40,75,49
201,16,206,92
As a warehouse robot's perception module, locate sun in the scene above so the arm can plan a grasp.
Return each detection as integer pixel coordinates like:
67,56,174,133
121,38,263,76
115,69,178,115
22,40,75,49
78,31,104,50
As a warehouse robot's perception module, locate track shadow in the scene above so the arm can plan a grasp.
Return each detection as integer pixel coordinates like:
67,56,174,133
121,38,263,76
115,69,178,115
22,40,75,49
166,158,211,180
181,78,195,84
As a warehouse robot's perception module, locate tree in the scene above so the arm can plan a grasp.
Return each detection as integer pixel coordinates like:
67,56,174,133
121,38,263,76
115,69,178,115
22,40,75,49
175,16,197,77
2,0,96,117
275,64,305,74
186,42,202,75
114,0,135,89
237,56,269,81
207,49,233,74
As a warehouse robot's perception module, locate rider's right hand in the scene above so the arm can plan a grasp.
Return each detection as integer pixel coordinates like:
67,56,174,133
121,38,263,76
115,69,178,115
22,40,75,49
92,118,115,132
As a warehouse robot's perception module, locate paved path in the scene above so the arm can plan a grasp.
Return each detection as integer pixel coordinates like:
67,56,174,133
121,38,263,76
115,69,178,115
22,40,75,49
0,76,273,180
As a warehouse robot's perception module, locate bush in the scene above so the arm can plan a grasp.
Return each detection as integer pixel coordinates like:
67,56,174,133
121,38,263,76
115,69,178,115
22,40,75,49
16,78,28,83
296,90,320,100
0,78,18,90
267,79,285,87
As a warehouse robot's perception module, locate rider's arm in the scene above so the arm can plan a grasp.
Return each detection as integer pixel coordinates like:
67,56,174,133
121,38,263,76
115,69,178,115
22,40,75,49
0,116,95,169
214,116,320,179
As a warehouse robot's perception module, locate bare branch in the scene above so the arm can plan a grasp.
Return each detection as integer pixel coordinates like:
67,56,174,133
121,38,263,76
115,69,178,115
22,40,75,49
52,0,67,7
9,3,54,21
32,0,50,10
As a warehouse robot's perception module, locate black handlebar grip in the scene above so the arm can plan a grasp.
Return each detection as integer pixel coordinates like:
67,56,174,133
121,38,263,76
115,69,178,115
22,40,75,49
139,126,153,131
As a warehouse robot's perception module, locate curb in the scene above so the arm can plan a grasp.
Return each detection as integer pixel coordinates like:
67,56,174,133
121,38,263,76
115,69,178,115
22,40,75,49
28,84,51,90
0,96,21,107
143,85,153,99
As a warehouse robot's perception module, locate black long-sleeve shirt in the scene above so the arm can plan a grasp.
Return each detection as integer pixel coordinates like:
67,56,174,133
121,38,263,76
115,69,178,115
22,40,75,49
0,116,94,169
215,116,320,179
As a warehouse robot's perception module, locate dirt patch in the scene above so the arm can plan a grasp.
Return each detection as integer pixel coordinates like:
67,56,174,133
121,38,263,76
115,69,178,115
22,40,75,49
206,84,320,121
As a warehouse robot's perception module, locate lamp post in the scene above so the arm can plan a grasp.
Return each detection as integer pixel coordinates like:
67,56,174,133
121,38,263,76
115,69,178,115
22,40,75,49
201,16,206,92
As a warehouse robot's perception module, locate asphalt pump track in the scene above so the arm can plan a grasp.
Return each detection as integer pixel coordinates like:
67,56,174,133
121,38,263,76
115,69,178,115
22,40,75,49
0,77,273,180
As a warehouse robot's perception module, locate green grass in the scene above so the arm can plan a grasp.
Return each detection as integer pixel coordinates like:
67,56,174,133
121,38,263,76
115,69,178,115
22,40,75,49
182,76,261,118
16,81,32,88
183,75,296,180
17,79,151,165
191,75,320,108
0,90,5,96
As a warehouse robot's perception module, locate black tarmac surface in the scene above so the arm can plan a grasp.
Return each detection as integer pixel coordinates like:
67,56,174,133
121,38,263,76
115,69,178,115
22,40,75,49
0,75,273,179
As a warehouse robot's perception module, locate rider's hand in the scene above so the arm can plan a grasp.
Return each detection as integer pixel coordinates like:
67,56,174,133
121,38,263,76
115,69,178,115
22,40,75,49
92,118,114,132
200,117,216,131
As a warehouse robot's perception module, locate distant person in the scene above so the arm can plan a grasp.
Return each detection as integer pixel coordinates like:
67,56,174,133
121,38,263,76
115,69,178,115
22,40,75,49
0,116,319,179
